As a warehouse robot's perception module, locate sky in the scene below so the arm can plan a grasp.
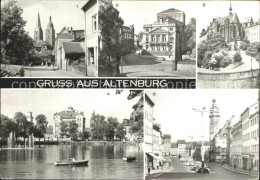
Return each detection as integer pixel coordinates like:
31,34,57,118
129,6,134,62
1,89,139,128
112,1,259,36
197,1,260,34
146,90,259,143
2,0,88,39
112,1,200,34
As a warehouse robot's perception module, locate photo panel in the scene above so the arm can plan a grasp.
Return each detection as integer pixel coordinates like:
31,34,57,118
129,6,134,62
0,89,144,179
1,0,98,77
144,89,259,179
196,1,260,89
98,0,198,78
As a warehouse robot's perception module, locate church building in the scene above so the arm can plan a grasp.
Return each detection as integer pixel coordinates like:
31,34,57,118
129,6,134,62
33,11,56,51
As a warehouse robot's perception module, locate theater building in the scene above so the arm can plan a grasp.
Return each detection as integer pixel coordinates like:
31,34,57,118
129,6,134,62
142,8,185,61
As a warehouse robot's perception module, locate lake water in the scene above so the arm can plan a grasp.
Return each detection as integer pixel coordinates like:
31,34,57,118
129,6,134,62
0,143,143,179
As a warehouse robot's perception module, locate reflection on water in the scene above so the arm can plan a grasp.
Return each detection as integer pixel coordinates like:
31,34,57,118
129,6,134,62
0,143,143,179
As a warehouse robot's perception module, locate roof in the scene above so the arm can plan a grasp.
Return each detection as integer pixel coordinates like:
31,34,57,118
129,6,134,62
177,140,186,144
47,16,54,29
171,142,178,148
212,13,240,27
150,28,169,34
240,107,250,117
82,0,97,12
204,141,210,146
164,134,171,139
56,33,74,40
249,111,259,119
244,17,253,23
145,94,155,107
62,42,84,54
54,107,84,119
158,8,183,14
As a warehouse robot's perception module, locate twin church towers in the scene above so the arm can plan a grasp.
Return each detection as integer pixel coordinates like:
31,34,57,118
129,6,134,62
34,11,55,48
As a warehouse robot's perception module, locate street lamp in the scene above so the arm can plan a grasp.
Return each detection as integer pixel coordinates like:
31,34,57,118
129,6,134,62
192,107,209,173
189,135,195,157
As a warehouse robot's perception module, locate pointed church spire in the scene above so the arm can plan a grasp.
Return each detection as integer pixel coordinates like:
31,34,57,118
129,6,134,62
34,10,43,41
229,0,232,15
36,11,42,29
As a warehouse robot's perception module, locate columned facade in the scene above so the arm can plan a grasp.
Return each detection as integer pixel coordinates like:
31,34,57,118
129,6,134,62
142,8,184,61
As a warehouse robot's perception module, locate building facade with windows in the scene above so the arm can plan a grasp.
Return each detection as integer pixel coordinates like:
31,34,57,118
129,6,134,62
241,102,259,172
145,94,154,173
230,120,243,169
142,8,185,61
243,19,260,43
120,25,135,54
53,107,85,139
82,0,98,76
162,134,171,156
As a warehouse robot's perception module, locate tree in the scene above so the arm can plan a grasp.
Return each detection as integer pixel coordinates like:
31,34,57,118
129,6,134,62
115,123,125,140
0,114,17,138
1,0,34,64
246,42,260,58
197,40,208,67
192,147,202,161
59,121,68,142
91,114,107,140
98,0,124,66
240,38,250,51
68,120,79,140
34,114,48,143
207,33,227,53
197,34,227,68
105,123,115,140
129,91,143,141
14,112,28,145
184,18,196,53
82,130,90,141
105,117,120,140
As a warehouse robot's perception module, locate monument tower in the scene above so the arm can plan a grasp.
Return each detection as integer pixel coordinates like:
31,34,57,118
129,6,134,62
209,99,220,141
46,16,55,48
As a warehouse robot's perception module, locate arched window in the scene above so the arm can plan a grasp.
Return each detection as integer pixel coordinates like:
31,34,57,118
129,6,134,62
233,25,237,39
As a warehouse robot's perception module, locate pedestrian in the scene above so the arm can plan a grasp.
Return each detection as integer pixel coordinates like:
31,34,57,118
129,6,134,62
221,161,223,166
148,166,150,175
234,164,236,170
249,168,251,174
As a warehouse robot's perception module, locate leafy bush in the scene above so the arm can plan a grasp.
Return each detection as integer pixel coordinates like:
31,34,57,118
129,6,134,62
221,50,228,56
240,38,250,50
246,42,260,58
190,48,196,59
220,56,232,67
71,60,85,73
233,52,242,63
197,34,227,68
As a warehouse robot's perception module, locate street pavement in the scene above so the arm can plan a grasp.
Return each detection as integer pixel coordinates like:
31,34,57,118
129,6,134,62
121,53,196,77
23,66,85,77
146,157,258,180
